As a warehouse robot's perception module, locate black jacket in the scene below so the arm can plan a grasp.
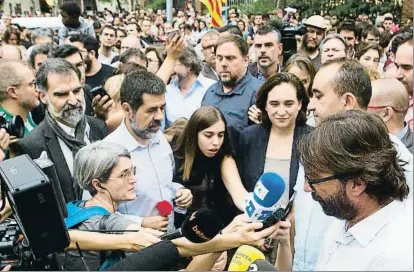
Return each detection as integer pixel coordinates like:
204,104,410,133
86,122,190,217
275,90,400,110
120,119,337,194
16,116,108,202
237,124,313,196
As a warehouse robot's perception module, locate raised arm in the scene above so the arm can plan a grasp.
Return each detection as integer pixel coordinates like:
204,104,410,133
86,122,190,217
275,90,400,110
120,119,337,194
221,155,249,211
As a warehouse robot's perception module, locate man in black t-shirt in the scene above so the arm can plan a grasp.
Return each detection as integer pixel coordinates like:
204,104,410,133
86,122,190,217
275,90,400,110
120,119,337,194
69,35,114,89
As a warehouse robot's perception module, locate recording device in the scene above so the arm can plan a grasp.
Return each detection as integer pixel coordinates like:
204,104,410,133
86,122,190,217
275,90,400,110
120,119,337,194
247,259,277,271
166,28,180,40
160,208,222,243
268,17,307,63
244,172,286,222
0,113,24,138
90,85,111,99
228,245,265,271
258,192,295,231
0,155,70,270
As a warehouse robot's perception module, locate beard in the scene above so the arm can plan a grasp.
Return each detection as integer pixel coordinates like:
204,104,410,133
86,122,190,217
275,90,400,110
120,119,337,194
49,100,85,127
220,72,241,88
311,183,359,221
115,41,121,49
84,55,93,73
176,72,187,85
130,117,161,139
302,33,319,53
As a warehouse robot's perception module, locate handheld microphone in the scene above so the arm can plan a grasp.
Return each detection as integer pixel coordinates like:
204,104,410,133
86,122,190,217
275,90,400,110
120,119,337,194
228,245,265,271
244,172,286,222
160,208,222,243
247,259,277,271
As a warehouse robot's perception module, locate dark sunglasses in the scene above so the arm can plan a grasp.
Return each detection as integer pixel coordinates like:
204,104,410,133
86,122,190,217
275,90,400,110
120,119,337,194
305,174,349,190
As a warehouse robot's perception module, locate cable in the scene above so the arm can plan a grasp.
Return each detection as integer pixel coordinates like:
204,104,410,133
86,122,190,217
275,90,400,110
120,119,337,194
75,242,90,271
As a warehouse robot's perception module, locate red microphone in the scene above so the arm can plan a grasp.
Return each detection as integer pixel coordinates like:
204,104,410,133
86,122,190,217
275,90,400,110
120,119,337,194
156,200,173,216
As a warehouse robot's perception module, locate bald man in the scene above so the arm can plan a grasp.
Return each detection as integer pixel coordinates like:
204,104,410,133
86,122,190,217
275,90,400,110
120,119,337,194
2,45,22,60
368,78,413,153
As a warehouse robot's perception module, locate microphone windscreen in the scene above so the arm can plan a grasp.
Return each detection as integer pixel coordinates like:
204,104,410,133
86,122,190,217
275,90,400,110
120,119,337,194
268,17,284,31
247,259,277,271
104,240,180,271
253,172,286,208
181,208,223,243
228,245,265,271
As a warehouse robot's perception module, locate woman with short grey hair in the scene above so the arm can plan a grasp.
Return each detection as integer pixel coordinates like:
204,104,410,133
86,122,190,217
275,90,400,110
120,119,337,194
320,34,348,64
64,141,161,271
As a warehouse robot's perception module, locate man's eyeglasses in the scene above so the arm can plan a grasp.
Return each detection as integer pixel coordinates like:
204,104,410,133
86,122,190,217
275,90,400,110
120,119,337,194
11,79,36,88
305,174,348,190
368,105,406,114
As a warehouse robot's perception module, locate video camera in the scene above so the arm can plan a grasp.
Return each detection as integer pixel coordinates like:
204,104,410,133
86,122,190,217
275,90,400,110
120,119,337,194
0,113,25,138
0,155,70,270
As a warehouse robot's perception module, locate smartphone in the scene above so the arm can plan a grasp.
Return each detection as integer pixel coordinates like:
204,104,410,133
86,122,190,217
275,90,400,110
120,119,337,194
258,192,296,231
90,85,110,99
166,28,180,40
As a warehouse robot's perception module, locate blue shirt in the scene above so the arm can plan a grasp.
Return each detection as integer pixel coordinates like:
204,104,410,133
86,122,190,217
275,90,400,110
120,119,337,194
165,74,216,127
104,119,183,231
201,72,262,141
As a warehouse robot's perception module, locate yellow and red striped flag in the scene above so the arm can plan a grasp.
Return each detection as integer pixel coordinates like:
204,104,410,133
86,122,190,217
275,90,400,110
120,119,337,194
200,0,227,27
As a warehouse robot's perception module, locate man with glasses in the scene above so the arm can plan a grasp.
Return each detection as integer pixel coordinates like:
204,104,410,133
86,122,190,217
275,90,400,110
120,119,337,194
297,110,413,270
0,61,39,136
16,58,108,202
300,15,327,70
200,30,220,81
292,58,413,271
368,79,413,153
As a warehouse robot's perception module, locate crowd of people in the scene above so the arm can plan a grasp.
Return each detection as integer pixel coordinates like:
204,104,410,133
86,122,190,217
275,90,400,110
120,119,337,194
0,1,412,271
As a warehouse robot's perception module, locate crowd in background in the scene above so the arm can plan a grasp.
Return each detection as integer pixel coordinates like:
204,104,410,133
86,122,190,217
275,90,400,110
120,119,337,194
0,1,412,271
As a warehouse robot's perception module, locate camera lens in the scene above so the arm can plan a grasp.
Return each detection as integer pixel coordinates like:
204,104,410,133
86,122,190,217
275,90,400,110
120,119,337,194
2,115,25,138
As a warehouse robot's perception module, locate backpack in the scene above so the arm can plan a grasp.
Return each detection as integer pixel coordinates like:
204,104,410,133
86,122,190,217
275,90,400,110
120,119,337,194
65,201,125,270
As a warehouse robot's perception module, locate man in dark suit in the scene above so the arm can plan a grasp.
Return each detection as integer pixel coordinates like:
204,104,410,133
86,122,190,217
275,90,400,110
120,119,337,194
17,58,108,202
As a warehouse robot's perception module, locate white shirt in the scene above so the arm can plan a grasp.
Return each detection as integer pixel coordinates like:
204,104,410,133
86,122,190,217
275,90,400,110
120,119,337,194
316,200,413,271
98,50,119,65
56,121,91,176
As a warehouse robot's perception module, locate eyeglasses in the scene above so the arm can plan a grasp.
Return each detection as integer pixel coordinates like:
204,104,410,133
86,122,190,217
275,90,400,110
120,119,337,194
108,166,136,183
305,174,349,190
367,105,406,113
11,79,36,88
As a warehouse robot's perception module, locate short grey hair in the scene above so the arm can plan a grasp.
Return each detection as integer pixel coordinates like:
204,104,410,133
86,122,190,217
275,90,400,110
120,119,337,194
31,28,54,44
119,48,147,65
0,60,29,102
320,33,349,52
74,141,131,196
178,46,202,75
36,58,81,92
201,29,220,41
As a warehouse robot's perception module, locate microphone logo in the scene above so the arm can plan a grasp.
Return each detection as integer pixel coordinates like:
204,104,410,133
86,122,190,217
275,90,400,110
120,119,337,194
254,181,269,201
189,211,197,221
192,225,210,242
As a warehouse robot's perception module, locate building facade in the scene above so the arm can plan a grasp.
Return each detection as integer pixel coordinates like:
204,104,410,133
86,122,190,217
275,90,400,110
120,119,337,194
0,0,40,16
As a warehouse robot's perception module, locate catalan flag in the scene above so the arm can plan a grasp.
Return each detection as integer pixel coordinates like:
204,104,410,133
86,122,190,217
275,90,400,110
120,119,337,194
200,0,227,27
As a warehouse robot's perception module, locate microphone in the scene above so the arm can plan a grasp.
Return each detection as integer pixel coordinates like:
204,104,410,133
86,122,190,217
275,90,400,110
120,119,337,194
244,172,286,222
104,240,180,271
228,245,265,271
247,259,277,271
160,208,222,243
156,200,173,216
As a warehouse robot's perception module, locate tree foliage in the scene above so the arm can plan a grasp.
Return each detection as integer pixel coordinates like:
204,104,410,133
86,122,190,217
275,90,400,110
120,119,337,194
286,0,402,22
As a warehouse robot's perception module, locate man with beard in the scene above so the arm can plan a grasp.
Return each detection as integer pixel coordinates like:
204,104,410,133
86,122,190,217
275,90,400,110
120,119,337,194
68,34,114,89
296,110,413,270
300,15,327,70
292,58,413,271
104,71,193,231
16,58,108,202
0,61,39,136
201,34,262,147
98,25,119,65
392,32,413,131
200,30,220,81
249,26,282,81
58,2,95,44
165,47,215,126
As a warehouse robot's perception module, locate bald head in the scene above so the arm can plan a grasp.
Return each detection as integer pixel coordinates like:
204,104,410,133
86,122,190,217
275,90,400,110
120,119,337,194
371,78,409,115
121,36,141,53
2,45,22,60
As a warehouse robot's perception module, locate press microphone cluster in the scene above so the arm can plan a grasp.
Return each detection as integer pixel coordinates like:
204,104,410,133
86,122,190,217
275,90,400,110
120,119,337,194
228,245,277,271
160,208,223,243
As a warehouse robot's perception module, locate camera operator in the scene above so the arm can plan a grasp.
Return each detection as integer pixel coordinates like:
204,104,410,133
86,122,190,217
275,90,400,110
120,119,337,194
0,61,38,137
